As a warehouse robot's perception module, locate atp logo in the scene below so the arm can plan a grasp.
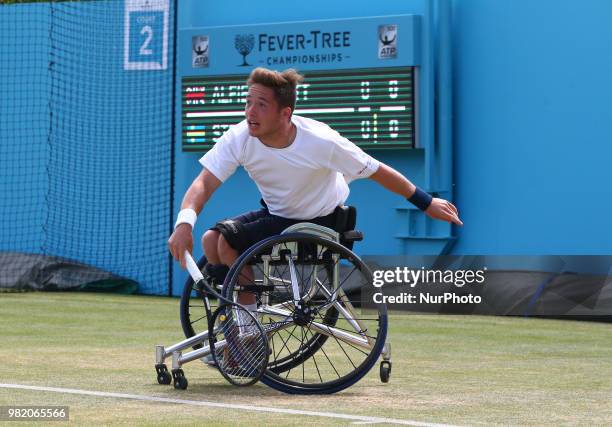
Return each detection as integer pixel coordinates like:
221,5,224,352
378,25,397,59
192,35,209,68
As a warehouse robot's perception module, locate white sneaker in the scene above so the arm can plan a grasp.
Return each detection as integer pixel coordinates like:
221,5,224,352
236,306,261,336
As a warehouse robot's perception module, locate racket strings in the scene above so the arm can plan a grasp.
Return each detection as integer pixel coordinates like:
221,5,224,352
212,305,268,385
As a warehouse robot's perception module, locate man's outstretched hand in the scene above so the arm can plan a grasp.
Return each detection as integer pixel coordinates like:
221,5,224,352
425,198,463,226
168,224,194,270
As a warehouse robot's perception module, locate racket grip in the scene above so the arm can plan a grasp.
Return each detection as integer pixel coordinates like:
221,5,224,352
184,250,204,282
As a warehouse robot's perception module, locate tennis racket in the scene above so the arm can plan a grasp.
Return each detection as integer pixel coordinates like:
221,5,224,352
184,251,269,386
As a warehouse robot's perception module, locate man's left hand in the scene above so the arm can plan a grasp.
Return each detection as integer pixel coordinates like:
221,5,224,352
425,198,463,226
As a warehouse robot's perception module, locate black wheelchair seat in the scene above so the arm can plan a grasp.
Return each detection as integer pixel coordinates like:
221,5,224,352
333,205,363,250
244,205,364,266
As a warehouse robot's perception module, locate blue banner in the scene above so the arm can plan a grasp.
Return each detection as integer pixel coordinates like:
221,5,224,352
181,15,421,75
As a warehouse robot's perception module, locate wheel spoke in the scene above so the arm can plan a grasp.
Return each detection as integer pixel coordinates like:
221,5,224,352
314,317,357,370
304,329,324,382
313,334,341,379
301,327,306,382
190,314,207,325
273,325,299,361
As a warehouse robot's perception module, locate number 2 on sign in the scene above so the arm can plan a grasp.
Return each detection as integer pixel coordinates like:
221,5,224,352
140,26,153,55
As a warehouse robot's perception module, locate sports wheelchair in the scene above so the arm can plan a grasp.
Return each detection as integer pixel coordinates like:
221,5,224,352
155,206,392,394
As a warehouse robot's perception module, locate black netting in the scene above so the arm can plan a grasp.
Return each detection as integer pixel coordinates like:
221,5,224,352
0,0,175,294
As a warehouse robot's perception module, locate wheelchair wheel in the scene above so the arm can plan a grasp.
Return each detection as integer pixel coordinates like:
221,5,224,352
179,254,209,349
222,233,388,394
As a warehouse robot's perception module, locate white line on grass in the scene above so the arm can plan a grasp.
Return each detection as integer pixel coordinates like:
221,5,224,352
0,383,461,427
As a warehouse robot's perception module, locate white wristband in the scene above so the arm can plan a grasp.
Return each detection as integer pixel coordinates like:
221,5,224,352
175,208,197,230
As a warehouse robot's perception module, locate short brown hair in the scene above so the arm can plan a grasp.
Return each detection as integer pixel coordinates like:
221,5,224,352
247,67,304,112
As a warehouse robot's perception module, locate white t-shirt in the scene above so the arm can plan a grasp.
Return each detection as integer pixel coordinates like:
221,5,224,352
199,115,380,219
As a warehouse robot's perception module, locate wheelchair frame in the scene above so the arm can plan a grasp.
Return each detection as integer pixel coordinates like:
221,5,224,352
155,222,392,393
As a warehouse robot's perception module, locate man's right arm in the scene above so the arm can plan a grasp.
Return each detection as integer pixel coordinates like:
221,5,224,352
168,169,222,269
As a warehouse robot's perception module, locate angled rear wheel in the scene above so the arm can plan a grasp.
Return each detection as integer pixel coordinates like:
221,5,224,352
222,233,387,394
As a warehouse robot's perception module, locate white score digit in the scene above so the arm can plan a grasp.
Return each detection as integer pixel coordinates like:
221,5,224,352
389,119,399,138
360,81,370,100
361,120,371,138
296,83,310,101
139,25,153,55
388,80,398,99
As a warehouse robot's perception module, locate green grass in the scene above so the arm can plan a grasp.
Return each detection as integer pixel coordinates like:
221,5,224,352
0,292,611,426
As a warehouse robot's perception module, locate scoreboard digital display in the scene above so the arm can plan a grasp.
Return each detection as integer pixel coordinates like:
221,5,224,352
182,67,415,151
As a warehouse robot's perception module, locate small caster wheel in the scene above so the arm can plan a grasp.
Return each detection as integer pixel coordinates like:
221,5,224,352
174,376,188,390
380,360,392,383
158,371,172,385
172,368,188,390
155,364,172,385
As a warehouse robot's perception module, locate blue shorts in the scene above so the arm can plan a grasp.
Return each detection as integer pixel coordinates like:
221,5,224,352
211,202,338,254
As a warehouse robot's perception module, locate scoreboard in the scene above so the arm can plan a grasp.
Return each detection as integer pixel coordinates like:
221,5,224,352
182,67,414,150
179,14,422,151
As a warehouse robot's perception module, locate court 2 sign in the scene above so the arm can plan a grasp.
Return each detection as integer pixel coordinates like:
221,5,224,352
124,0,169,70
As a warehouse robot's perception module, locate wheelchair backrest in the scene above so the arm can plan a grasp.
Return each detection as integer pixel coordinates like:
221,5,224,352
333,205,357,234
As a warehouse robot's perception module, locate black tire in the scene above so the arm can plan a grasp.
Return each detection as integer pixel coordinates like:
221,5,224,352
174,376,188,390
179,255,209,348
223,233,387,394
380,361,391,383
157,371,172,385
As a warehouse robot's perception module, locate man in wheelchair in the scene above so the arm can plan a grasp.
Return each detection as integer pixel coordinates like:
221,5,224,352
168,66,462,301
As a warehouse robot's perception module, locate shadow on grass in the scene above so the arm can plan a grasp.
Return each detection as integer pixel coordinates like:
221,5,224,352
164,382,361,399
